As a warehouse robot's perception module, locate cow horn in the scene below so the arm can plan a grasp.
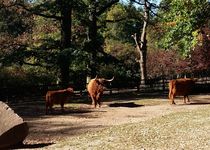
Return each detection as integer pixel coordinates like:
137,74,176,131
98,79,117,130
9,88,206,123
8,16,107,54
106,76,114,82
93,75,98,79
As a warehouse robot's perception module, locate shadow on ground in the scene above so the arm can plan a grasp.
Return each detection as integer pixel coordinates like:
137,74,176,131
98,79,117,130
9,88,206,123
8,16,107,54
109,102,144,107
190,100,210,105
9,142,54,149
45,107,94,116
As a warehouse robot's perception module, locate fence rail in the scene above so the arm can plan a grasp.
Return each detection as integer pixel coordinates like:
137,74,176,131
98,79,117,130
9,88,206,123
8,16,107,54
1,76,210,102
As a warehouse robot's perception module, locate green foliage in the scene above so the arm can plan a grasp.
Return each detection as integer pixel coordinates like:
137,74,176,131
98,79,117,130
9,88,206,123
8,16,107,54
32,16,60,45
158,0,210,56
5,0,210,88
0,2,32,37
0,66,55,87
105,39,136,66
102,3,142,83
106,3,127,21
0,1,34,67
99,63,140,88
105,3,142,43
70,48,89,71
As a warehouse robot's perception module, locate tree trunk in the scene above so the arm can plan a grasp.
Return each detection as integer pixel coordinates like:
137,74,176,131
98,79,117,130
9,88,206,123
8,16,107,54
133,0,149,86
88,0,98,77
87,0,119,78
59,2,72,87
0,102,29,149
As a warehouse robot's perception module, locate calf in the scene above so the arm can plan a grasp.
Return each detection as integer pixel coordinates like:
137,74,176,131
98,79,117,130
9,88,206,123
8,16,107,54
45,87,74,114
168,78,195,104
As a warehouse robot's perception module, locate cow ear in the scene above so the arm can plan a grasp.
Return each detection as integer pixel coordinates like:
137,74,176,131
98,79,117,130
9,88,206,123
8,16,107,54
95,79,100,84
97,78,105,84
99,79,104,83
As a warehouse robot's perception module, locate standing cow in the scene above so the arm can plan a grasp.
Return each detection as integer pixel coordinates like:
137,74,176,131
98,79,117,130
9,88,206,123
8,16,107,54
45,87,74,114
87,76,114,108
168,78,196,104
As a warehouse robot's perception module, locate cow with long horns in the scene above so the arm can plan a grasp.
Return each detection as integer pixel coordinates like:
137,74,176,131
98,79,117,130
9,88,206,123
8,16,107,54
87,76,114,108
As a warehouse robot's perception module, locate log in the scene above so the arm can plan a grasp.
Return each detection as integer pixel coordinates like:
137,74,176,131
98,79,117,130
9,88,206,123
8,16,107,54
0,101,29,149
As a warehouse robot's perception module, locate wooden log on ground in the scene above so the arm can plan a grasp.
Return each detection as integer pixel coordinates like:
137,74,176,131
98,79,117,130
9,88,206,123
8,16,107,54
0,101,29,149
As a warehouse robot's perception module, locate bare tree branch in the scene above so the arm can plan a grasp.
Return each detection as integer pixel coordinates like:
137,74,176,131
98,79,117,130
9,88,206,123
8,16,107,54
16,2,62,20
130,0,144,5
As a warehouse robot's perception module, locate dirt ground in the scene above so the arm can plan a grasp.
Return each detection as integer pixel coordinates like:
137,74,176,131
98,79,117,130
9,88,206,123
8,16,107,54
8,93,210,149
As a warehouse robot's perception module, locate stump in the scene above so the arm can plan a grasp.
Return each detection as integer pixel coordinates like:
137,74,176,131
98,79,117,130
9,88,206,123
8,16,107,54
0,101,29,149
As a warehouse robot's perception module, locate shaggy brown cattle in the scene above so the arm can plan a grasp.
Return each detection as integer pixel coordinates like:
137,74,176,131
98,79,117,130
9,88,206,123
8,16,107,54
45,87,74,114
168,78,196,104
87,76,114,108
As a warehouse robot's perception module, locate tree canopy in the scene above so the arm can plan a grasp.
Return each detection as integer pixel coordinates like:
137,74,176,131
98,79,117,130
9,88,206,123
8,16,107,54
158,0,210,56
0,0,210,88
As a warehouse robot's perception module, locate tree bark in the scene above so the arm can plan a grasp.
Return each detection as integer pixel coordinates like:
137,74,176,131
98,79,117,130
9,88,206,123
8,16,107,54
88,0,98,77
0,102,28,149
133,0,149,86
58,1,72,87
16,0,73,87
87,0,119,78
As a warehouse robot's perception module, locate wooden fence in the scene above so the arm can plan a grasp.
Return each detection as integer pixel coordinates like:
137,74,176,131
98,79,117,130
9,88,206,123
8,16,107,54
1,76,210,102
137,76,210,93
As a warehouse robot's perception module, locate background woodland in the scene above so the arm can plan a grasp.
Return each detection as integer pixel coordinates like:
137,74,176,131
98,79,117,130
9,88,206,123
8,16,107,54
0,0,210,90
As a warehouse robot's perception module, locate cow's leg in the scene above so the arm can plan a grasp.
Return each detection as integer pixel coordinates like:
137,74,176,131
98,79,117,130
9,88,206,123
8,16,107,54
96,98,101,108
46,95,50,114
169,89,175,104
171,98,176,105
183,95,190,103
96,93,102,108
171,94,176,105
90,95,97,108
183,96,187,103
49,101,53,114
46,100,53,114
168,94,174,104
168,91,171,101
92,98,97,108
49,105,53,113
186,95,190,103
60,101,65,113
94,100,97,108
45,102,49,115
98,100,101,108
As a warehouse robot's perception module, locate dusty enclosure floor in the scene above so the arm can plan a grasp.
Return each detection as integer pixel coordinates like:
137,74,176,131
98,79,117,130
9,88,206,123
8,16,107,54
7,93,210,149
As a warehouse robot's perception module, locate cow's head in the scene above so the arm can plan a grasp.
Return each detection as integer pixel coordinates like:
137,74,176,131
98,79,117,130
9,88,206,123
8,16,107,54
66,87,74,94
95,76,114,87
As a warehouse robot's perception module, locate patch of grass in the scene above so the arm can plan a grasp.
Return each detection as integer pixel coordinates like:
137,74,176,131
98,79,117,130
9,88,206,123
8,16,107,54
61,103,84,108
48,105,210,150
134,98,168,106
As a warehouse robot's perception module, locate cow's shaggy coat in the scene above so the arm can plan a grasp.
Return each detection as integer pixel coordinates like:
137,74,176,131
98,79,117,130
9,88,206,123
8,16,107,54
168,78,196,104
45,87,74,114
87,76,114,108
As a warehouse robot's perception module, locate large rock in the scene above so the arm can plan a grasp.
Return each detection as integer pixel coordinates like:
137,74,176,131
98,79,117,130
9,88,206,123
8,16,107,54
0,101,29,149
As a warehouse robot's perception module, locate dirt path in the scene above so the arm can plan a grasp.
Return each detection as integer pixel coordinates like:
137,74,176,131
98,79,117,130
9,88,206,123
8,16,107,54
11,94,210,148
